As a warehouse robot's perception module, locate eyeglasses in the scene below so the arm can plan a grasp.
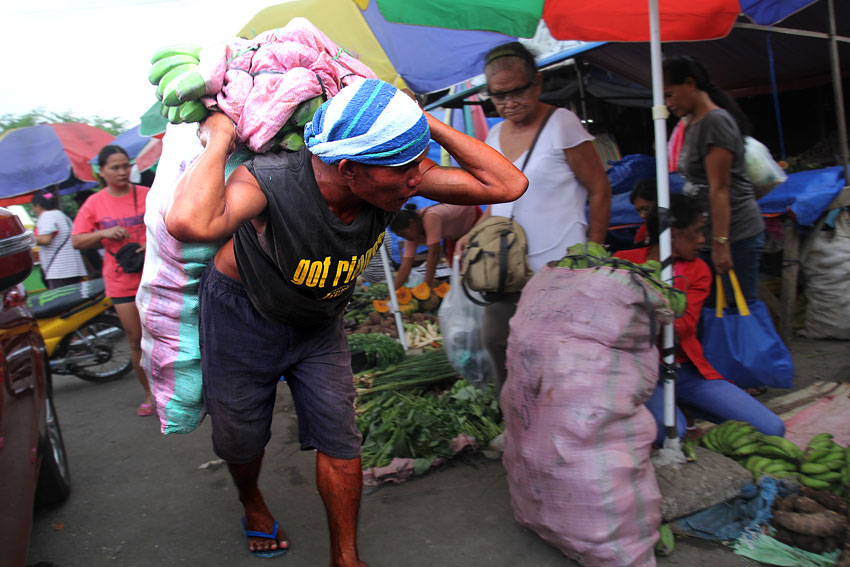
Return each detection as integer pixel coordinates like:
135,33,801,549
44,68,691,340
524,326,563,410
486,80,536,103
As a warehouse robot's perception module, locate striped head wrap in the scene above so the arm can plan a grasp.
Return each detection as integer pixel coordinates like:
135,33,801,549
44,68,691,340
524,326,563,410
304,79,430,166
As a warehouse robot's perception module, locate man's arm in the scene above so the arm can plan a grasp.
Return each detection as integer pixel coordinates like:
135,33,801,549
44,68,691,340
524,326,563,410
565,142,612,244
165,113,267,243
415,113,527,205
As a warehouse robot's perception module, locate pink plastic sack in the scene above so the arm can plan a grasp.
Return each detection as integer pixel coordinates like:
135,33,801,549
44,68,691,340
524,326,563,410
502,265,671,567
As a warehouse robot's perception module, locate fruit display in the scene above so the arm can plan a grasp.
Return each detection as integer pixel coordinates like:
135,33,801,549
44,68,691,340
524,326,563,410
701,423,850,499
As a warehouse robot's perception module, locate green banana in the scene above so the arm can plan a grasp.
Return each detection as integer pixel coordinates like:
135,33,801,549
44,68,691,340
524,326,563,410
148,54,200,85
808,470,841,482
762,436,803,461
807,440,837,451
731,433,763,451
763,459,796,473
178,100,207,123
156,64,195,102
807,433,833,446
291,96,324,127
280,132,305,151
726,426,758,446
825,457,845,471
151,43,202,64
758,445,794,459
159,102,170,119
701,433,718,452
772,470,797,479
800,462,830,474
805,447,833,462
797,474,831,490
167,105,182,124
175,69,207,103
734,442,763,457
161,66,198,107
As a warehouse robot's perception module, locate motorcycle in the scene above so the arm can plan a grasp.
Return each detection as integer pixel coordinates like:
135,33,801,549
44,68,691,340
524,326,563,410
26,279,132,382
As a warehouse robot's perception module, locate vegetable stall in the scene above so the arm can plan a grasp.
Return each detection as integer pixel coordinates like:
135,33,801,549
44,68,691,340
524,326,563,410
344,280,502,483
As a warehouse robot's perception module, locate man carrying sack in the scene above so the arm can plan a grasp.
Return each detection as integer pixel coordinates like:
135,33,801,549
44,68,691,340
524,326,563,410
165,79,527,565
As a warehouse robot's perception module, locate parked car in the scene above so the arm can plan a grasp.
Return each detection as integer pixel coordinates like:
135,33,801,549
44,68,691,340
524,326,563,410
0,207,70,566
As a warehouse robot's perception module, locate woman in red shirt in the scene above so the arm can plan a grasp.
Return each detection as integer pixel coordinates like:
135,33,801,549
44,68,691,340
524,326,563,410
73,145,153,417
615,191,783,445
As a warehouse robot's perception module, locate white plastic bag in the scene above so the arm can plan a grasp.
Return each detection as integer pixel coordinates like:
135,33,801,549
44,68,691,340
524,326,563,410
438,256,494,388
744,136,787,198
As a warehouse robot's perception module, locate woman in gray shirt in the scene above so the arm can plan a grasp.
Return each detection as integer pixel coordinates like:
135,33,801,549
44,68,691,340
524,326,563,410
663,56,765,302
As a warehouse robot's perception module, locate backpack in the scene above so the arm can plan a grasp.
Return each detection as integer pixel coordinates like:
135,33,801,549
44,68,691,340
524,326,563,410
460,216,533,302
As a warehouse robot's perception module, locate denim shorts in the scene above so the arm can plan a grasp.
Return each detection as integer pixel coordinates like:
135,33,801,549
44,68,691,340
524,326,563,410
198,264,361,463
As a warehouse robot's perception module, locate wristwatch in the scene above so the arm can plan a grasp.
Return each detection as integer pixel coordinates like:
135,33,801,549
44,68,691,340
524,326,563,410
712,236,729,245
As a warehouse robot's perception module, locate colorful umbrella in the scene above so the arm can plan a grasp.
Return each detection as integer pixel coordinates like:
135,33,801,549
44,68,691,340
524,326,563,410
0,123,114,204
237,0,516,94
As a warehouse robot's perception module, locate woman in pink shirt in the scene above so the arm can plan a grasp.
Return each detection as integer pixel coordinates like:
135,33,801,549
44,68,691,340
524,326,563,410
73,145,153,417
390,203,481,289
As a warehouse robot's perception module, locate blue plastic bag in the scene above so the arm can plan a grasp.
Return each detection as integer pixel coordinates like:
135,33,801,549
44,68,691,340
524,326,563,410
701,272,794,389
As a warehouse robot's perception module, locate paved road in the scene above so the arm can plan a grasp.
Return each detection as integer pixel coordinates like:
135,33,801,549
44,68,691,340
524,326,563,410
27,338,849,567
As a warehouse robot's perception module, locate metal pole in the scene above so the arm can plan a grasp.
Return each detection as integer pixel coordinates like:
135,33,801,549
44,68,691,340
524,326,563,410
379,238,408,350
827,0,850,183
575,59,589,122
648,0,679,450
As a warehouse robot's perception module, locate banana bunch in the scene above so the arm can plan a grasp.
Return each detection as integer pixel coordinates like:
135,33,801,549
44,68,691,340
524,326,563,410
270,96,325,153
797,433,850,496
700,420,766,461
148,44,208,125
742,435,805,481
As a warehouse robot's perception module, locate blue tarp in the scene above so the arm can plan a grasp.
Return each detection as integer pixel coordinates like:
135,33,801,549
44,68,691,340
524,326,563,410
607,156,846,228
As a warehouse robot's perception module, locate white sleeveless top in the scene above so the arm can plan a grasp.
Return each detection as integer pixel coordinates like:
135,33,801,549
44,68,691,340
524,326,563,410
486,108,594,272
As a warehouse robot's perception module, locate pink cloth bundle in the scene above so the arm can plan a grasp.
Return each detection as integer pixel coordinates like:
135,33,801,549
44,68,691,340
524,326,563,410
200,17,378,153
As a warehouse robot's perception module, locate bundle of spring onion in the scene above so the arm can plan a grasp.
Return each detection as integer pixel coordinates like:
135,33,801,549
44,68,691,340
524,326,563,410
354,349,503,470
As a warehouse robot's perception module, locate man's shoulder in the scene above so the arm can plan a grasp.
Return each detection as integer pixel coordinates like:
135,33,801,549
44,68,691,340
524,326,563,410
248,147,309,172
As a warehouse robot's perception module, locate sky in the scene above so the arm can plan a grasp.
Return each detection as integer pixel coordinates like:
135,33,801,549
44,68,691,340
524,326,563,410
1,0,279,126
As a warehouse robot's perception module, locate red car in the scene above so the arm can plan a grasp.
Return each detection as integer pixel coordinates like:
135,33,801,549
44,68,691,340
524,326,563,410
0,207,70,566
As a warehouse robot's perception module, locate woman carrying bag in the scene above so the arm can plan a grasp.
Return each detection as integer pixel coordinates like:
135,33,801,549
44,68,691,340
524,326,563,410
459,42,612,395
615,193,785,445
73,145,153,417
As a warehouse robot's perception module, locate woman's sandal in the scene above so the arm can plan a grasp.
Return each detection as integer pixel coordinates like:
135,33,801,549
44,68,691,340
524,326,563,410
136,402,155,417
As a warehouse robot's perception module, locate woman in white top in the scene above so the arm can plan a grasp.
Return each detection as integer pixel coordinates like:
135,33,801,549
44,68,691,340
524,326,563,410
465,41,612,394
32,190,88,289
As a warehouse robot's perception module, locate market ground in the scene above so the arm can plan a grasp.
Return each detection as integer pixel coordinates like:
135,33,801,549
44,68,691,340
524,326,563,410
27,337,849,567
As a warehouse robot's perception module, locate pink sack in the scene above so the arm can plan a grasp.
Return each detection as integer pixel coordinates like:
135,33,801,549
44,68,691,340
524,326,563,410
502,265,671,567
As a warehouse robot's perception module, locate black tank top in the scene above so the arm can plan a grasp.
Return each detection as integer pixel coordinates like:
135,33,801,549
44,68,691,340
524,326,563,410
234,148,393,326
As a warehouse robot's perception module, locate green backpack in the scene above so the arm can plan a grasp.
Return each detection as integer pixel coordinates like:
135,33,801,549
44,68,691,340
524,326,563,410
460,216,534,302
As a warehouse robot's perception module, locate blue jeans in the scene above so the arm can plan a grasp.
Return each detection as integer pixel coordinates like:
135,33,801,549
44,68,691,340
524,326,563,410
701,230,765,304
645,362,785,446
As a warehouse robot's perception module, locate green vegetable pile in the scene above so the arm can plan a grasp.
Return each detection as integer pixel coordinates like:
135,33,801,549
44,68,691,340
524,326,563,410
347,333,405,369
354,349,503,471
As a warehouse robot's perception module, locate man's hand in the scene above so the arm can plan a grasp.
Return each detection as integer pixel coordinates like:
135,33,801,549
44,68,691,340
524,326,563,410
198,112,236,153
711,243,733,274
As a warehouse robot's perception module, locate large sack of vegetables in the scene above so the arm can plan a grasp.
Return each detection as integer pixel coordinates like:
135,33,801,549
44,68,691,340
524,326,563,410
137,123,218,433
501,261,677,567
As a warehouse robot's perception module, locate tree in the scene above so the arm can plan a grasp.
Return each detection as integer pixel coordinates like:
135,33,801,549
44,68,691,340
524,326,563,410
0,108,129,136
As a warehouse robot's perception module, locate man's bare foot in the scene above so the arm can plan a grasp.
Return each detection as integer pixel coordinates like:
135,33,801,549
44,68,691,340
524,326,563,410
243,506,290,556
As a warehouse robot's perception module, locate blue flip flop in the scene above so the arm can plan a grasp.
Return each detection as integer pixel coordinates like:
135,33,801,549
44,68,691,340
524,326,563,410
241,516,289,559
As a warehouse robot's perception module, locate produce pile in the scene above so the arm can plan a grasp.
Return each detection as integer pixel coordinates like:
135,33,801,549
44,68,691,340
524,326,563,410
771,488,849,559
346,333,405,369
148,42,326,141
354,348,502,471
344,282,448,347
701,424,850,498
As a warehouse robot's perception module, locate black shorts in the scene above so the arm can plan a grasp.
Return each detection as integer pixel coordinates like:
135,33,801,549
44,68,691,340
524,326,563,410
111,295,136,305
198,264,360,463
